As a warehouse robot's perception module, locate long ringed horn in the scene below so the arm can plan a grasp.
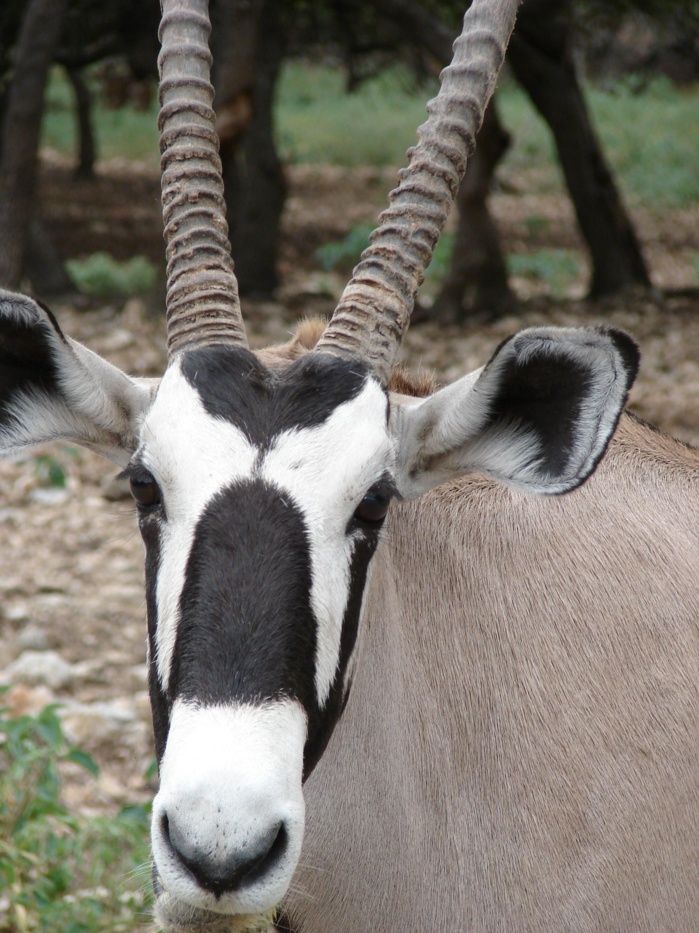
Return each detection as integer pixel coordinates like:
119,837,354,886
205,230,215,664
316,0,522,385
158,0,248,357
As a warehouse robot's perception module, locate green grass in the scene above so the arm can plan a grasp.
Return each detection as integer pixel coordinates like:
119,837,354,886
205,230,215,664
276,63,436,167
66,253,158,298
498,77,699,207
508,248,582,297
590,78,699,207
0,697,153,932
41,64,699,209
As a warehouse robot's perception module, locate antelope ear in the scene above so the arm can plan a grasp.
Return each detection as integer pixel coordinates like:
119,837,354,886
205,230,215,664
0,291,157,466
391,326,639,499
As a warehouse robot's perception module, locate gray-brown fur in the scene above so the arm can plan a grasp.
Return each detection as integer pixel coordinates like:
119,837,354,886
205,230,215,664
283,410,699,931
262,317,438,398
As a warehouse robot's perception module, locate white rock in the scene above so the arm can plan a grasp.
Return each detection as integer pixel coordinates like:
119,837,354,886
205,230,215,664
5,602,29,622
29,487,71,506
1,649,76,689
60,698,141,746
17,625,50,651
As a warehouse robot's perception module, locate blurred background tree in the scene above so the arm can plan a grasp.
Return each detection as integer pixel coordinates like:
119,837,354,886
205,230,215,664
0,0,696,313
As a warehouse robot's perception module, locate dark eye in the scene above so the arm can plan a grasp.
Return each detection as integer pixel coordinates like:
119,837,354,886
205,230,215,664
129,472,161,511
354,487,391,526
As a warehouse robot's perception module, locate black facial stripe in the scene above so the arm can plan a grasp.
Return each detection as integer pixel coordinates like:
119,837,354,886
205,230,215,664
180,347,373,448
169,478,318,711
0,309,60,428
141,513,169,762
303,526,381,779
484,336,592,476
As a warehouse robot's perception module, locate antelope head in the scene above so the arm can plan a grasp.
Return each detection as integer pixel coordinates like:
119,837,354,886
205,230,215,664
0,0,638,929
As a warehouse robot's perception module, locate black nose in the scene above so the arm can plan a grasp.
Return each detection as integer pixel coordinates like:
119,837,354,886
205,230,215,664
161,812,288,898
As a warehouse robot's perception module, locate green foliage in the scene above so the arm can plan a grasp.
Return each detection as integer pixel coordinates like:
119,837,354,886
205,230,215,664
32,447,80,490
314,223,374,272
33,454,67,489
0,698,153,932
508,249,582,296
523,214,551,236
66,253,158,298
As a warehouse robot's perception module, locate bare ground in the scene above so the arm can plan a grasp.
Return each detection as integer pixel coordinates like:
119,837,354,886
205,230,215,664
1,153,698,823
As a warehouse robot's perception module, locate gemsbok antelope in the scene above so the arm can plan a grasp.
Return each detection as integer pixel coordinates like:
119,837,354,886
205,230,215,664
0,0,697,930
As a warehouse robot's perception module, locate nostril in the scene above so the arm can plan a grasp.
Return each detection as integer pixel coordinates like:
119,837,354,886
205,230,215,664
160,808,289,898
242,821,288,887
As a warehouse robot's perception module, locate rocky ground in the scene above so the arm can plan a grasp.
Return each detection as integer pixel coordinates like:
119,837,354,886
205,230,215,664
1,154,698,827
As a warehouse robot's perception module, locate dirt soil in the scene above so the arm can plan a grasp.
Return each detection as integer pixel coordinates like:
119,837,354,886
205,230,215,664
1,153,698,822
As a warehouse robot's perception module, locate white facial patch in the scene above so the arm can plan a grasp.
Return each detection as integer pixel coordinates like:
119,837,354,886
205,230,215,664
152,698,307,916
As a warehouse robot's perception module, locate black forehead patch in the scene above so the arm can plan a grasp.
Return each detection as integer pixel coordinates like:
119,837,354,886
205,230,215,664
169,477,317,711
180,347,375,447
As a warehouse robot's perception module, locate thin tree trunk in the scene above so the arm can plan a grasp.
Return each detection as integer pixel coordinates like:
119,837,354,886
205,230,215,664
0,0,70,290
219,0,287,297
67,66,95,178
508,0,651,296
25,218,75,298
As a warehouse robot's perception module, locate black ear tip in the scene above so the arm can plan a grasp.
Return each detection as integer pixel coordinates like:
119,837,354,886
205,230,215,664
0,291,66,346
602,327,641,385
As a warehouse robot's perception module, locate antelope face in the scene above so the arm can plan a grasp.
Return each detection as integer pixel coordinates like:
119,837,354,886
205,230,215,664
131,346,392,925
0,293,638,933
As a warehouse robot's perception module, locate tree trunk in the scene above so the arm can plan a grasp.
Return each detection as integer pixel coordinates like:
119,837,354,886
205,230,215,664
430,98,515,322
0,0,70,290
67,66,95,178
507,0,651,297
25,218,76,298
217,0,287,297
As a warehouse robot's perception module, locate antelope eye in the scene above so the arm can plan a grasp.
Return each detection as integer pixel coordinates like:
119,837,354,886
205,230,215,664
354,488,391,525
129,473,161,510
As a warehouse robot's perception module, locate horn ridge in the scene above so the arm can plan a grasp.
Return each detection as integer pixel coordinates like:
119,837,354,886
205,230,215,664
158,0,248,357
317,0,521,385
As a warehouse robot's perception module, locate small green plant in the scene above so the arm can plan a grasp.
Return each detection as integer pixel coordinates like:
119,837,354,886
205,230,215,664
314,224,374,272
0,697,153,932
523,214,550,236
508,248,581,297
33,455,67,489
33,447,81,490
66,253,158,299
